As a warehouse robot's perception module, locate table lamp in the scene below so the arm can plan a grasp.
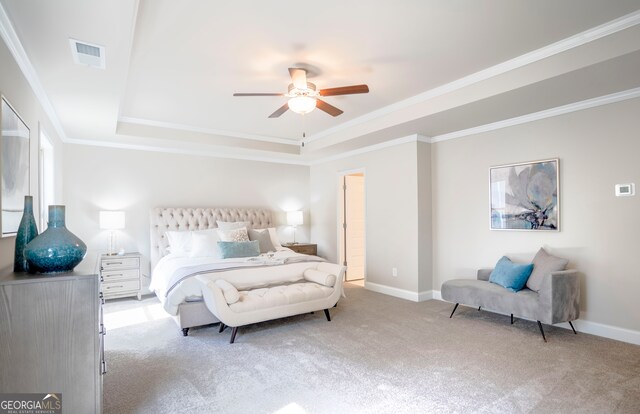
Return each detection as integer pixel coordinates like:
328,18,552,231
100,211,125,255
286,211,303,244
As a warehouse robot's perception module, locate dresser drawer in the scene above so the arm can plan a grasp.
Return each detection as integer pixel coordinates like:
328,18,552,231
287,244,317,255
102,269,139,282
101,257,139,270
102,279,140,294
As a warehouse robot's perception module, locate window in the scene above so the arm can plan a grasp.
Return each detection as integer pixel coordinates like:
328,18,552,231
39,128,54,230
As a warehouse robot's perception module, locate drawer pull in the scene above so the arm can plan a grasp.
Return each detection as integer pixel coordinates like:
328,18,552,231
105,285,123,289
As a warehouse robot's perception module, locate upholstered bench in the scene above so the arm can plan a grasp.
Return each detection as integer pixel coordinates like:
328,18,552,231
201,263,345,343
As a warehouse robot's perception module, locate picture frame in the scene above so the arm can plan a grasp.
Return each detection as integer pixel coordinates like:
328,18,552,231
490,158,559,231
1,96,30,237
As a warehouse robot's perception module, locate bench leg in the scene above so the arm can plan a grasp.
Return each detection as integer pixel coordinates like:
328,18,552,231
324,309,331,322
568,321,577,335
230,327,238,344
537,321,547,342
449,303,459,318
182,328,189,337
511,314,514,325
478,306,481,311
218,323,226,333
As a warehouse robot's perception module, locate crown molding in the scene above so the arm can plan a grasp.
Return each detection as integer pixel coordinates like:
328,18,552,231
0,2,68,142
65,136,309,166
431,87,640,143
308,134,423,165
304,9,640,145
118,116,300,146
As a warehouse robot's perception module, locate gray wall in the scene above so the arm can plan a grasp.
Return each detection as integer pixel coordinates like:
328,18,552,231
310,140,429,295
64,144,310,288
0,36,64,270
432,98,640,332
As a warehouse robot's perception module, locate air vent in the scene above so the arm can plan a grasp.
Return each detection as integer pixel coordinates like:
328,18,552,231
69,38,105,69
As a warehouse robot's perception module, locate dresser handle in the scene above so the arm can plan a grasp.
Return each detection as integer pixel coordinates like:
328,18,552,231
107,262,123,265
105,285,123,289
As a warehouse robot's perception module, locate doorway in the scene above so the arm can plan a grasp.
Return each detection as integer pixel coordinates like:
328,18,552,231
339,171,366,283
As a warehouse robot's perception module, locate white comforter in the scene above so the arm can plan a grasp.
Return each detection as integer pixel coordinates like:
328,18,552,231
151,250,325,315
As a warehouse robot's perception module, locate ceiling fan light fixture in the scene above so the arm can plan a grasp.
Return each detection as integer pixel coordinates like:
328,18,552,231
288,96,316,114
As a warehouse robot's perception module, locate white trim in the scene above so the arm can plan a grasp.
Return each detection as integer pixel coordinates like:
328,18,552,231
336,168,367,284
432,290,640,346
0,2,68,142
64,137,309,166
365,281,431,303
118,116,300,146
304,10,640,145
431,87,640,142
309,134,420,165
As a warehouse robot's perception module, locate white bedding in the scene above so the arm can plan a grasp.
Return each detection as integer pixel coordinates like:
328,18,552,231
151,249,326,315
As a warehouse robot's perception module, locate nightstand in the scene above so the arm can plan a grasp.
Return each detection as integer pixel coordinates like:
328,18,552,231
97,252,142,300
284,243,318,256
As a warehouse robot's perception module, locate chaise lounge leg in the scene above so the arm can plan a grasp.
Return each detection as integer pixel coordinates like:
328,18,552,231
218,323,226,333
182,328,189,337
511,314,514,325
568,321,577,335
230,327,238,344
478,306,481,311
449,303,459,318
537,321,547,342
324,309,331,322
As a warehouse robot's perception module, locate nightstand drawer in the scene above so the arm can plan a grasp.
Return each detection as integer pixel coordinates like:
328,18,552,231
286,244,317,255
101,257,139,270
102,269,139,281
102,279,140,294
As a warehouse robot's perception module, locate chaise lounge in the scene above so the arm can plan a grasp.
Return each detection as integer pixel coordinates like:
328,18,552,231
441,249,580,341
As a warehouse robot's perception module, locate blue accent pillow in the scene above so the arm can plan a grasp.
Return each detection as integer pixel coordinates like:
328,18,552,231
489,256,534,292
218,240,260,259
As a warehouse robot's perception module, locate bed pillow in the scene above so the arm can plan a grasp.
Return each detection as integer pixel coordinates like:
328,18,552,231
218,240,260,259
489,256,534,292
166,230,192,255
526,248,569,292
248,229,276,253
216,221,250,231
217,227,249,242
189,231,221,258
267,228,287,251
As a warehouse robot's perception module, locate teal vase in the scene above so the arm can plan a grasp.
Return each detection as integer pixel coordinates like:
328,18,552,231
24,205,87,273
14,195,39,272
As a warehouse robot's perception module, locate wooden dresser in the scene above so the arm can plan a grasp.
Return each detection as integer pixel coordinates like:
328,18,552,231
0,270,103,413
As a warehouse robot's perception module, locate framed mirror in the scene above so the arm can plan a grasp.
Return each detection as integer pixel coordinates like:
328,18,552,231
1,96,30,237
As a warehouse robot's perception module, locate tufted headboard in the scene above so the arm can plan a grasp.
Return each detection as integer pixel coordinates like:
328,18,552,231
150,207,273,269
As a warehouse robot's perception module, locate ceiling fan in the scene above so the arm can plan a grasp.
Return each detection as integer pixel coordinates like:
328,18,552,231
233,68,369,118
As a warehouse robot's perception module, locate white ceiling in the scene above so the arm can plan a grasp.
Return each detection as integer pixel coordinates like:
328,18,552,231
1,0,640,163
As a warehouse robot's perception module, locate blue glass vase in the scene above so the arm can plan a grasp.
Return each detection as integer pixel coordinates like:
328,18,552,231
14,195,39,272
24,205,87,273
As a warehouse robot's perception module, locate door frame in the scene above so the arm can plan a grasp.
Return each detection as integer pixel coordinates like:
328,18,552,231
336,168,367,282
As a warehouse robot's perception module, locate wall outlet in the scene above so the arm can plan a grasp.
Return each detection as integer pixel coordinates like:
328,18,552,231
392,267,398,277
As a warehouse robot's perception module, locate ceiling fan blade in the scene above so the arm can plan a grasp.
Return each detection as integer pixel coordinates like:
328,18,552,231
233,93,284,96
319,84,369,96
288,68,308,89
316,99,343,117
268,102,289,118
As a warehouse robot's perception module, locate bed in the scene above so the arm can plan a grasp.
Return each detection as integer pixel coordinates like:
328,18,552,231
149,207,325,335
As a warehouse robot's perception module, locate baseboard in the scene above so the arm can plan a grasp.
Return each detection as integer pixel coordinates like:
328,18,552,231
431,290,640,346
364,282,432,302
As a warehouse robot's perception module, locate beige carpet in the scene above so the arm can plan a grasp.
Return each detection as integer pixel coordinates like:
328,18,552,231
103,283,640,414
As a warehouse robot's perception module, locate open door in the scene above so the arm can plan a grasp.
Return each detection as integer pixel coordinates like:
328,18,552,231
339,172,365,282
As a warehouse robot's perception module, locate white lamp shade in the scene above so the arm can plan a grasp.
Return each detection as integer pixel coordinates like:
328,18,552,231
287,211,303,226
100,211,125,230
288,96,316,114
